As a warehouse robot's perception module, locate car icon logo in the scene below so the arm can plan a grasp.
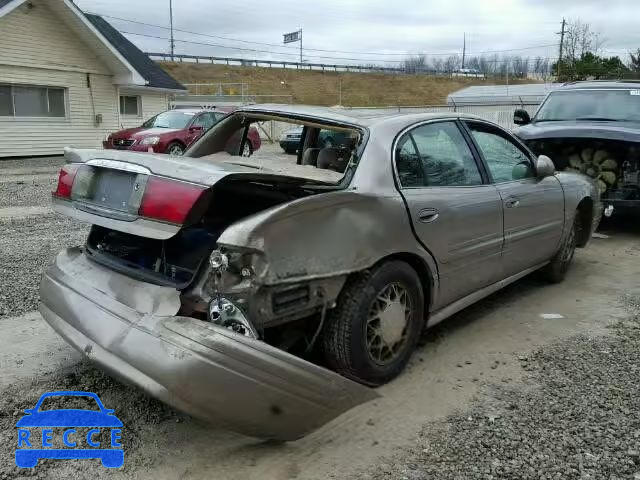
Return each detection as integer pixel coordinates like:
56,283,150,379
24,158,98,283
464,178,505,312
15,391,123,469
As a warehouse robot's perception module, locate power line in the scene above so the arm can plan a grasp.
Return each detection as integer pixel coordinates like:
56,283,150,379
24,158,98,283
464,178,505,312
93,11,558,58
125,30,559,65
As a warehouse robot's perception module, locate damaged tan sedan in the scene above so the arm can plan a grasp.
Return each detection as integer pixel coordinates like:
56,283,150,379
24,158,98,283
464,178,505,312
41,105,602,441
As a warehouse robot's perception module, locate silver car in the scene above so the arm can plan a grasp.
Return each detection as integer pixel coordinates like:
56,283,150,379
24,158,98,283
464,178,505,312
41,105,602,441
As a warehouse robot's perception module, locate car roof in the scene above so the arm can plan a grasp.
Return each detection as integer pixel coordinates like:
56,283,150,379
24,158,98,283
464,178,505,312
560,80,640,90
236,104,480,128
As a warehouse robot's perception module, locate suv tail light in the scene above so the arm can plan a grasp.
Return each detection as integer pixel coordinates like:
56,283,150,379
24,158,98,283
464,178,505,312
53,164,80,199
138,177,207,224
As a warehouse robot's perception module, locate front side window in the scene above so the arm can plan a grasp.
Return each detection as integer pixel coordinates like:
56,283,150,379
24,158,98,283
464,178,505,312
395,121,482,188
0,84,66,118
192,112,216,130
120,95,140,116
467,122,534,183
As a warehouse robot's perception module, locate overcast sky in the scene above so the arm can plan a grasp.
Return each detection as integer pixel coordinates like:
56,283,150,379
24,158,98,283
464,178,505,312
76,0,637,66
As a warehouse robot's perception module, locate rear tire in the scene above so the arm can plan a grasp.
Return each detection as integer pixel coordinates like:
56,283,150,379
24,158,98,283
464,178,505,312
322,261,425,386
543,211,580,283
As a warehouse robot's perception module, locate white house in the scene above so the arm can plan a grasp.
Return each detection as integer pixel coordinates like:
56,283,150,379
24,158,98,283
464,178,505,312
0,0,186,157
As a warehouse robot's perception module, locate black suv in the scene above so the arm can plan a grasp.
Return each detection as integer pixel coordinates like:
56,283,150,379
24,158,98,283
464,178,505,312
513,81,640,214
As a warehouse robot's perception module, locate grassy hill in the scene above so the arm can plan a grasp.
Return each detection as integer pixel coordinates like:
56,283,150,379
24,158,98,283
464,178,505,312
160,62,529,107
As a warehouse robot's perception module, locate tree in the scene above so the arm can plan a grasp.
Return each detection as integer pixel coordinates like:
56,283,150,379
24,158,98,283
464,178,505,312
554,52,630,81
563,20,596,63
402,54,429,74
630,49,640,72
443,55,461,73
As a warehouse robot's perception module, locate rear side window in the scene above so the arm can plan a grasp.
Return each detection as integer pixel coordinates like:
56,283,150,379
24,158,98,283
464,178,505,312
395,121,482,188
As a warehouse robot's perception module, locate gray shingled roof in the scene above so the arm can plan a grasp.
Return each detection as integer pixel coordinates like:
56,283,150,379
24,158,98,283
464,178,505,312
84,13,186,92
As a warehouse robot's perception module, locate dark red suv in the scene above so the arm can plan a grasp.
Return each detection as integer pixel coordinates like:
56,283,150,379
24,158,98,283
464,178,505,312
104,109,261,156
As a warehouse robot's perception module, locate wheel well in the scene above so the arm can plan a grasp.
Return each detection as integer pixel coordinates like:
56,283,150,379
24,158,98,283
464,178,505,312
576,197,593,247
373,253,434,313
168,140,185,148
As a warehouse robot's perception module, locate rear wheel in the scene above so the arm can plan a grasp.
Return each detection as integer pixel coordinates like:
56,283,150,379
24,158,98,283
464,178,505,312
322,261,425,386
166,142,184,156
543,211,580,283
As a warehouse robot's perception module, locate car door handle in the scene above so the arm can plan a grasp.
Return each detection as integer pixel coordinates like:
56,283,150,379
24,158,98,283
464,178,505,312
505,198,520,208
418,208,439,223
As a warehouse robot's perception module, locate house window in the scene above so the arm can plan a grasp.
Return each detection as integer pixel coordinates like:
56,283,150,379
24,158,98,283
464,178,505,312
120,95,141,116
0,84,67,117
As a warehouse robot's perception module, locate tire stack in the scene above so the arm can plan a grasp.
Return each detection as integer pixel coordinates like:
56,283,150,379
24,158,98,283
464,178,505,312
565,148,618,194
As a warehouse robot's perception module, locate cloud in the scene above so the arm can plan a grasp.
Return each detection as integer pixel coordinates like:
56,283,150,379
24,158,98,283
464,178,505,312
77,0,637,64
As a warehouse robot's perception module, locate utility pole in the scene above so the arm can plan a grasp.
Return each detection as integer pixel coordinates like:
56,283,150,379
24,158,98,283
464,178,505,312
299,28,303,64
462,32,466,69
169,0,175,61
557,18,566,78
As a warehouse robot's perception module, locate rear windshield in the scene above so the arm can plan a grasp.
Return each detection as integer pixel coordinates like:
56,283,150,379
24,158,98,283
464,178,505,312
535,89,640,122
187,113,365,185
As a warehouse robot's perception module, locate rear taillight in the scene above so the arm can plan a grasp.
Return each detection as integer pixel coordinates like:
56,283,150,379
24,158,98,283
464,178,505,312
138,177,206,224
53,165,80,199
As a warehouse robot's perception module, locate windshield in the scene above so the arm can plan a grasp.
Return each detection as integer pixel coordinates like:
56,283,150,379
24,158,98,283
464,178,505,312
535,89,640,122
143,111,194,129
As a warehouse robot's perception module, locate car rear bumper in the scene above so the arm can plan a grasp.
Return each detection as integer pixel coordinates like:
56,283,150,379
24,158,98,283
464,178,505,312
39,248,376,441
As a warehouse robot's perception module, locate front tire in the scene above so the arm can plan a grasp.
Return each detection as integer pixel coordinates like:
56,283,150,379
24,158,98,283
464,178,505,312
543,211,579,283
165,142,185,156
322,261,425,386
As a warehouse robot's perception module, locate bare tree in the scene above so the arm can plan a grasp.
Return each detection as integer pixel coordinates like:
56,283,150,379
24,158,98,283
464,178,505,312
629,49,640,72
402,54,429,74
563,19,600,62
443,55,461,73
431,57,444,73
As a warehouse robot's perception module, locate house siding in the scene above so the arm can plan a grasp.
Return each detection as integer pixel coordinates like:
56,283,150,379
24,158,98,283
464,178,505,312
0,1,110,75
0,2,120,156
0,65,119,157
118,90,169,130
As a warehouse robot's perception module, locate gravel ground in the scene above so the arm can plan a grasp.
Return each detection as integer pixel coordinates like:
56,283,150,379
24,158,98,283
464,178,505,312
0,178,57,208
0,215,88,317
0,362,181,480
0,156,64,171
354,292,640,480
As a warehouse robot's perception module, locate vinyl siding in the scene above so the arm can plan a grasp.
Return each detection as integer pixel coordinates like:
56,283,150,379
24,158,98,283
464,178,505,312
118,91,169,130
0,1,118,156
0,1,110,75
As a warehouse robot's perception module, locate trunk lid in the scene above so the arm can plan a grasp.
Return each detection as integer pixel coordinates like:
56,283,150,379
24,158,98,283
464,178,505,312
55,148,316,240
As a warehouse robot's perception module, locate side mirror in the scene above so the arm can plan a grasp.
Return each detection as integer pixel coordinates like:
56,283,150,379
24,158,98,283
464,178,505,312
513,109,531,126
536,155,555,179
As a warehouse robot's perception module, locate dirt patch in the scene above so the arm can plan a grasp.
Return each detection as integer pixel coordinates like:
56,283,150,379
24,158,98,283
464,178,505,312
160,62,533,106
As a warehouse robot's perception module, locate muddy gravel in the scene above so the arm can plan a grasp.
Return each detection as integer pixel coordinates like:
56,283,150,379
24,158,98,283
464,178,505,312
353,293,640,480
0,215,88,318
